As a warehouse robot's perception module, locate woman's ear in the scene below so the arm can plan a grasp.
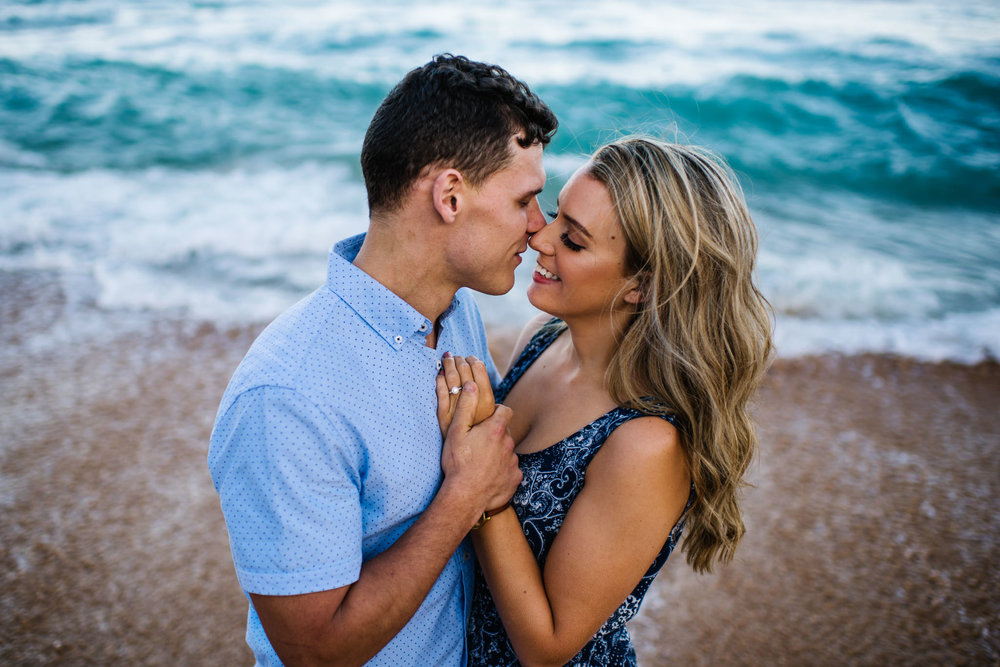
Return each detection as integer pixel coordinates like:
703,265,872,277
431,169,464,224
623,272,647,305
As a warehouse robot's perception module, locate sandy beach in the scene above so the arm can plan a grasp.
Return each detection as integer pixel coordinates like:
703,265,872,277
1,270,998,665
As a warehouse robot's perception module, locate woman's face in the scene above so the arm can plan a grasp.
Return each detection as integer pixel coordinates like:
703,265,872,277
527,165,636,321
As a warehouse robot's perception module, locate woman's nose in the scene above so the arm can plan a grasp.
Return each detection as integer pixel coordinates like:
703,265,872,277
528,224,555,255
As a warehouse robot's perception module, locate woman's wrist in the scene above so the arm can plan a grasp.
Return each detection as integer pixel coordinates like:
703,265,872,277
472,501,512,530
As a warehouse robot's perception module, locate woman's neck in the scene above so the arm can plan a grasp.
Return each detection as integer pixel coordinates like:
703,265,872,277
557,310,632,387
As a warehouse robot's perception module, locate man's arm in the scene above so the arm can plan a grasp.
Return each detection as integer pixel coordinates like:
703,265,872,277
249,381,520,666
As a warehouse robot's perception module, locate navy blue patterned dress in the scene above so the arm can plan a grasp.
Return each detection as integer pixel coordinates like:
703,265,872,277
468,319,694,666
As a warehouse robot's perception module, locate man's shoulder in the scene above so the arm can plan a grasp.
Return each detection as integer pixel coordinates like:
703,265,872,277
219,287,359,407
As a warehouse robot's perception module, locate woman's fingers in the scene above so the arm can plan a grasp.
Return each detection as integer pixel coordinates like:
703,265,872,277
468,357,493,401
442,354,460,395
467,356,497,423
435,371,450,410
449,379,479,431
454,356,474,389
439,353,496,430
438,355,462,436
435,371,454,436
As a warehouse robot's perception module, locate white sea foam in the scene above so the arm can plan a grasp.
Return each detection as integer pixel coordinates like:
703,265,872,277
2,160,997,362
1,164,368,322
773,309,1000,363
759,246,944,321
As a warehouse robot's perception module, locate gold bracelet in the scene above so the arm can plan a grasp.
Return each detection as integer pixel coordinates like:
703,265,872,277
472,502,511,530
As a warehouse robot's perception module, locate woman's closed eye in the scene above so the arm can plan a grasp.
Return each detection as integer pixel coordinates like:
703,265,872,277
548,209,585,251
560,232,584,252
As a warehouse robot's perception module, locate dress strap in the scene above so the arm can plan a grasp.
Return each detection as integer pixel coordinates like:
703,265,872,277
494,318,564,402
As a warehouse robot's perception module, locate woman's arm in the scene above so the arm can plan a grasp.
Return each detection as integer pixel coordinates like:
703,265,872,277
473,416,691,667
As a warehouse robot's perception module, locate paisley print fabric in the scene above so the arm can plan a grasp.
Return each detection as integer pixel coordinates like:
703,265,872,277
468,319,694,666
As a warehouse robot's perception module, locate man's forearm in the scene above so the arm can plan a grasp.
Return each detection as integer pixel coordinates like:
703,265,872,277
254,480,482,666
333,481,482,661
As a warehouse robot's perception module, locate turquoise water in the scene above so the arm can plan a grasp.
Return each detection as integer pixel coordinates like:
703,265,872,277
2,0,999,361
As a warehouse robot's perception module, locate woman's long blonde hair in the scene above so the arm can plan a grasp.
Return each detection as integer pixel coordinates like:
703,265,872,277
588,137,773,573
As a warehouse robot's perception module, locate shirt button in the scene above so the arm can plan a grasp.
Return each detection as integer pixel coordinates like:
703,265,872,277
419,322,428,332
394,335,402,344
436,360,442,370
463,551,471,561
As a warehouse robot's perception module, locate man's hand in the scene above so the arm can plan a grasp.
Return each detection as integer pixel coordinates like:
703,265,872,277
438,373,520,518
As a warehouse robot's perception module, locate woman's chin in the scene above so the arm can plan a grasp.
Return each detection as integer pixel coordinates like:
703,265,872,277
526,287,545,310
526,290,559,318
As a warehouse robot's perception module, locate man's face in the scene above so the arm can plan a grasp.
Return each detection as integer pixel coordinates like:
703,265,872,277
452,136,547,295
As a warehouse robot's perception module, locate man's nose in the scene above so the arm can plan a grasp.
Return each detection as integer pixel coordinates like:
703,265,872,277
526,198,546,234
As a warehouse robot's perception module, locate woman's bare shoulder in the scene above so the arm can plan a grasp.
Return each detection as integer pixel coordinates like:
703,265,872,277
590,415,686,483
505,312,556,370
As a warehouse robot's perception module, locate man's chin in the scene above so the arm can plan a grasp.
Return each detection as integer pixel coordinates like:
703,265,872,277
471,277,516,297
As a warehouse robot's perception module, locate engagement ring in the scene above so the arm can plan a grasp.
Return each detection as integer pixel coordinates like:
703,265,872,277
449,386,462,395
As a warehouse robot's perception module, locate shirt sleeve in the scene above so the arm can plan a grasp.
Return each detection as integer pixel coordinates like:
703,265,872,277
208,385,363,596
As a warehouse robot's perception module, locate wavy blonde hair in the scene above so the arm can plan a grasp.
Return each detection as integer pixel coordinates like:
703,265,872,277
587,137,773,573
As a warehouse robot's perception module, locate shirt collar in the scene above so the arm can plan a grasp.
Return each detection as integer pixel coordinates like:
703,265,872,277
326,233,460,350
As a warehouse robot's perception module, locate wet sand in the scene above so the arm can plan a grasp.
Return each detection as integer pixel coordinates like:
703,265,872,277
1,271,998,665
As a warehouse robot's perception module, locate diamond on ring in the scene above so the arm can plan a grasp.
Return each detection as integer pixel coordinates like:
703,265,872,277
449,386,462,395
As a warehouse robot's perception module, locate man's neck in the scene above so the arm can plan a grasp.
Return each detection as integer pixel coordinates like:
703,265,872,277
352,220,457,344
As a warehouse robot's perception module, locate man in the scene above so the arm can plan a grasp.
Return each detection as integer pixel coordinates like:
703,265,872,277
208,54,558,665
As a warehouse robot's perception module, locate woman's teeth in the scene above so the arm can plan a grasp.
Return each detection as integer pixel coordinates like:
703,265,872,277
534,265,560,281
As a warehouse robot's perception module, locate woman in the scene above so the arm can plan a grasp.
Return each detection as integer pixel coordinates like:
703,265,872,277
437,137,773,666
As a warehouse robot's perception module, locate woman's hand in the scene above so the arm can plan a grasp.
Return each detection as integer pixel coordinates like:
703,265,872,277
436,355,496,437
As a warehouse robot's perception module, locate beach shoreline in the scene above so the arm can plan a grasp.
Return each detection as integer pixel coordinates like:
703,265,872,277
1,274,998,665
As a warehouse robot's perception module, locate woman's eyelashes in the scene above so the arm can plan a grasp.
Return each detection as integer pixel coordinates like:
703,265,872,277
547,209,585,251
560,232,584,252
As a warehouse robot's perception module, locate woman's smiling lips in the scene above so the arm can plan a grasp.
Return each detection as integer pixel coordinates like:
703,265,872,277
533,264,560,282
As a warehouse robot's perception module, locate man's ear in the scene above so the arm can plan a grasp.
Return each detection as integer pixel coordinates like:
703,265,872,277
431,169,464,224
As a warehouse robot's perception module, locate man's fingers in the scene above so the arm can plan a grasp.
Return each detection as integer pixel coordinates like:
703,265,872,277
490,403,514,427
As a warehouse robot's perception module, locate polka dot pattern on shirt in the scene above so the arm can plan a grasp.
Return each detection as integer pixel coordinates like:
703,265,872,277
208,233,499,666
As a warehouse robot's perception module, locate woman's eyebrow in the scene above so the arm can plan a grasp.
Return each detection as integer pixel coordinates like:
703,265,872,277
554,195,593,239
564,212,593,239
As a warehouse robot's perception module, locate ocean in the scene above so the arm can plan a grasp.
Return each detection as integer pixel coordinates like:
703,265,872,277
2,0,999,362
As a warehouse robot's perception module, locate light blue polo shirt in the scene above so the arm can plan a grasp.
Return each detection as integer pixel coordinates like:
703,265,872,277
208,233,500,666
